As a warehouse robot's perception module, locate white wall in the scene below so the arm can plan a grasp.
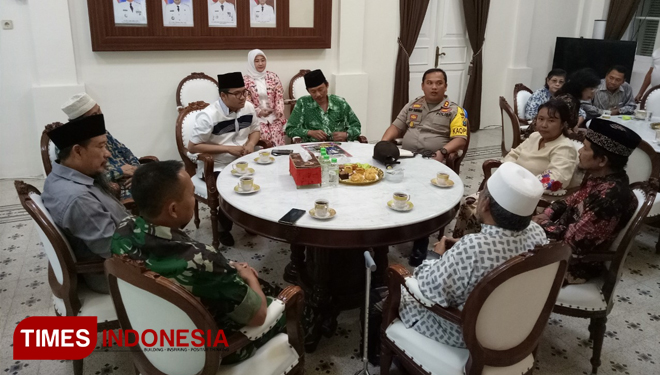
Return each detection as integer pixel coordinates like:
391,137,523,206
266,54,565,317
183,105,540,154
0,1,40,178
1,0,399,178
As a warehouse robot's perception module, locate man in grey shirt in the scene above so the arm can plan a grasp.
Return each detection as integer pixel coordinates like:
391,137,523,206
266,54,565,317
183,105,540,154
582,65,636,119
42,114,129,293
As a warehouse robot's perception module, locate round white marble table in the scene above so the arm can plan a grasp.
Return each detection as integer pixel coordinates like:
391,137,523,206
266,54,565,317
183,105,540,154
609,115,660,153
217,142,464,351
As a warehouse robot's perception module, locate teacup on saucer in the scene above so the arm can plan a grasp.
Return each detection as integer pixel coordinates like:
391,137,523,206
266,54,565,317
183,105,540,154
431,178,454,188
254,156,275,165
231,167,255,176
387,200,413,212
233,184,260,194
309,208,336,219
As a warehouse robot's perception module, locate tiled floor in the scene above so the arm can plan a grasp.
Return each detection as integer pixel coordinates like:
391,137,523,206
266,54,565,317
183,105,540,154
1,128,659,374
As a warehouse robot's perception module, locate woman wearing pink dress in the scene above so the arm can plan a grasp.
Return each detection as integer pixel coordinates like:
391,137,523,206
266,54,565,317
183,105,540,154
243,49,286,146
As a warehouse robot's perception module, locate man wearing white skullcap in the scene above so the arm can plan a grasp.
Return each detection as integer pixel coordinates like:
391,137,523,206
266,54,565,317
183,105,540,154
60,93,141,200
398,162,547,348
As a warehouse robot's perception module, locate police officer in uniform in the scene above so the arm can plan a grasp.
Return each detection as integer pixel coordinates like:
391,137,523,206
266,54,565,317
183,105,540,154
209,0,236,27
115,0,147,24
381,68,468,266
165,0,192,26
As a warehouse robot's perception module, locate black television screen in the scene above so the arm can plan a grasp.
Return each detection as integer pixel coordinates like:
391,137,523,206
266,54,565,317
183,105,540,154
552,37,637,82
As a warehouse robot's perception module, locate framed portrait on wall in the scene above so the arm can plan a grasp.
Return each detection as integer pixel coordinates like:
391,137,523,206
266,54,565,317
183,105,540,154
208,0,237,28
250,0,276,28
113,0,147,25
163,0,194,27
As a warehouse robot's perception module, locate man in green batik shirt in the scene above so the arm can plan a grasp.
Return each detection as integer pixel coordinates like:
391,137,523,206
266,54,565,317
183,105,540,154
111,160,284,364
285,69,362,142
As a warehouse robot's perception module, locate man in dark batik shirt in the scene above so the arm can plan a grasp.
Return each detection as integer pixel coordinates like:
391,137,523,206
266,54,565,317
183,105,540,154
111,160,284,364
533,118,641,284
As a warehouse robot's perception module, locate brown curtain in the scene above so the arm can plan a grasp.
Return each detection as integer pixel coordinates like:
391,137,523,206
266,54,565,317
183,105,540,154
462,0,490,131
390,0,431,122
605,0,642,40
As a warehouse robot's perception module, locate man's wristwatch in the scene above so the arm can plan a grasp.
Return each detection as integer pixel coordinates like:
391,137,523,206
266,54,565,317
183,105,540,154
439,147,449,156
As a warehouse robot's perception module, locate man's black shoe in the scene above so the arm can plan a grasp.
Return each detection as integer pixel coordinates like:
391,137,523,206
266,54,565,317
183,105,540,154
219,231,235,247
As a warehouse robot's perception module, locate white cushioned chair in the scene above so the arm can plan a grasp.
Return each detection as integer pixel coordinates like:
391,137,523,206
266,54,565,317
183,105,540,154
640,84,660,116
513,83,533,131
283,69,311,114
14,181,119,375
104,256,305,375
175,101,273,249
380,242,572,375
553,182,656,374
499,96,521,157
176,72,220,109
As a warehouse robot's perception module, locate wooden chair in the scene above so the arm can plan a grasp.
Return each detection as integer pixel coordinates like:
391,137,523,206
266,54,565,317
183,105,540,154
552,182,656,374
14,181,119,375
640,84,660,115
176,72,219,109
500,96,521,157
283,69,311,114
104,256,305,375
175,101,273,249
40,123,159,210
380,242,572,375
513,83,533,129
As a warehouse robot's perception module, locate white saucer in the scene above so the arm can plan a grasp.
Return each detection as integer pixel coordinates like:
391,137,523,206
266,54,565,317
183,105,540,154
309,208,336,219
231,168,255,177
254,156,275,165
387,200,413,212
431,178,454,188
234,184,260,194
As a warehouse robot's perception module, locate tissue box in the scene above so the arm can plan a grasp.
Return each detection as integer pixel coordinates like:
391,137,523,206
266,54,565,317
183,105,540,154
289,153,322,187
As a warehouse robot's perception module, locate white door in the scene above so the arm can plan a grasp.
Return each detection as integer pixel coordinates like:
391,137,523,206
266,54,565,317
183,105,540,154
409,0,471,105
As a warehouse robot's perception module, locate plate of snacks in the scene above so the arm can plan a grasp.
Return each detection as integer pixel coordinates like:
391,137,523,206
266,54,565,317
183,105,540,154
338,163,384,185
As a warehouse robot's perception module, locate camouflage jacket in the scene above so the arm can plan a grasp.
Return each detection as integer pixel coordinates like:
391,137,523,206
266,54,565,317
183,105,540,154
111,216,262,331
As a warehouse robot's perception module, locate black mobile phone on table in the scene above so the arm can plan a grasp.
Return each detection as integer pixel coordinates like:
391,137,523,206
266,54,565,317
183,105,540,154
272,149,293,156
278,208,306,225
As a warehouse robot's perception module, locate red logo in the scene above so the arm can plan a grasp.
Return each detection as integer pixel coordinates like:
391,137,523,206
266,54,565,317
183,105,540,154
14,317,97,360
14,316,230,360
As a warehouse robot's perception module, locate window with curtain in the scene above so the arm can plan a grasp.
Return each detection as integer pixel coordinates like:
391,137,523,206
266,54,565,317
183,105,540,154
630,0,660,56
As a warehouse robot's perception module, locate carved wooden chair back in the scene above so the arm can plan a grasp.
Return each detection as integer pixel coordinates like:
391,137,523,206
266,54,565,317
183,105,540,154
175,101,210,178
640,84,660,113
500,96,521,157
176,72,219,108
513,83,533,125
41,123,63,176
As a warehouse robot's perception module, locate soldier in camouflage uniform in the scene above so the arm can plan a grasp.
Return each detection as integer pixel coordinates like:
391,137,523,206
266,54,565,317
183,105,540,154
111,160,284,364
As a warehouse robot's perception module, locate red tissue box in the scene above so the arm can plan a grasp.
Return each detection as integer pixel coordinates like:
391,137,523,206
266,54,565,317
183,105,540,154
289,153,322,187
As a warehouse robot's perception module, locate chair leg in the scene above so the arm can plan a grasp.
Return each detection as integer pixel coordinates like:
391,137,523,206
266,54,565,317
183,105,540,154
380,342,393,375
590,317,607,374
209,205,220,249
437,225,446,241
656,230,660,254
72,359,83,375
193,200,200,229
588,319,596,341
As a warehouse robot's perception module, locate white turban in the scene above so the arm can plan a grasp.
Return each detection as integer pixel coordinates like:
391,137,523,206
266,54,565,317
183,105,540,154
487,162,544,217
61,93,97,120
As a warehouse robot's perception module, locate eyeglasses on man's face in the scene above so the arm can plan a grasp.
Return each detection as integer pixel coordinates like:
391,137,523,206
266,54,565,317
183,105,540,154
226,89,248,99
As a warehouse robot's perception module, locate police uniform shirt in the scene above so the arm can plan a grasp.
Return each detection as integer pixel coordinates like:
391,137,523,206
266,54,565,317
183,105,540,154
115,1,147,24
251,4,275,23
393,96,468,154
165,3,192,25
209,1,236,26
191,99,261,171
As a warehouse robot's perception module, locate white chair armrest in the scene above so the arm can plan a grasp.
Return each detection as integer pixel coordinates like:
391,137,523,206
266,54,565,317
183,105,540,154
240,299,286,341
404,278,436,308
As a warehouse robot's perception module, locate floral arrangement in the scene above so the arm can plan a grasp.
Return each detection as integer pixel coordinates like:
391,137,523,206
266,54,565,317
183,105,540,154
540,171,562,192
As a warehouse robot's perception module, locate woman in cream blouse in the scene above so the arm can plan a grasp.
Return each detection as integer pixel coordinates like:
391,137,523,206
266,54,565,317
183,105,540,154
452,99,578,237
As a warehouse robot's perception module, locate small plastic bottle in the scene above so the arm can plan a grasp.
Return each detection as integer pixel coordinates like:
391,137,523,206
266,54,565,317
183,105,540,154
329,158,339,187
321,155,331,187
